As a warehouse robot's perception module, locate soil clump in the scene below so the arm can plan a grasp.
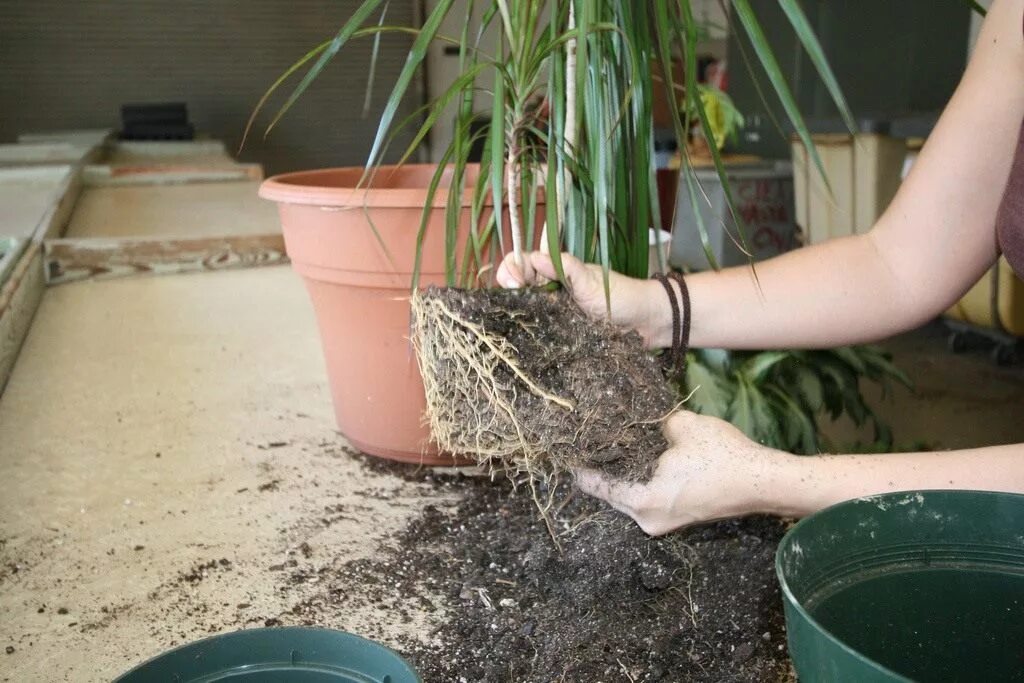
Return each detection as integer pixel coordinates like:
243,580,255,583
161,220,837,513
412,287,678,482
334,460,793,682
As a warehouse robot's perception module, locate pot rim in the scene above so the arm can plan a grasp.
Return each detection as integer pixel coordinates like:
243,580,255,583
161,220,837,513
259,163,483,209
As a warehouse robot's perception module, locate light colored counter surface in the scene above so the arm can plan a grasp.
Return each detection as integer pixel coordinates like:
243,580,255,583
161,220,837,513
0,167,73,239
103,140,235,167
64,182,280,239
0,267,450,682
0,143,92,167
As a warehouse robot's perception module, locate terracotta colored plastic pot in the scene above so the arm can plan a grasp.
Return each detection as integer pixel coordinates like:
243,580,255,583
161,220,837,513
260,164,503,465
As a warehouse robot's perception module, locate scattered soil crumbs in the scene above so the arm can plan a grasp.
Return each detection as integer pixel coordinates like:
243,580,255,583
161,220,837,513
412,287,678,481
308,458,793,682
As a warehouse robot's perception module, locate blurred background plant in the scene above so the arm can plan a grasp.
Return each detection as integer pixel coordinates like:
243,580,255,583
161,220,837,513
684,85,745,156
682,346,913,454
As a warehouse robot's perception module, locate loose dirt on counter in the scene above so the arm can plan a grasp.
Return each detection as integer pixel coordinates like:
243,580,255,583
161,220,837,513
322,457,794,682
412,287,679,483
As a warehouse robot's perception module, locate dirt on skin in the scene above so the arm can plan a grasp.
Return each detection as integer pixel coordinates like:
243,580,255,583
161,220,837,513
323,457,794,682
412,287,678,482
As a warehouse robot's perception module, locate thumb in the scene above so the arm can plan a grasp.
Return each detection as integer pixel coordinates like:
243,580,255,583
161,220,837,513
574,467,646,513
662,410,696,445
574,467,609,498
529,252,590,288
496,252,538,289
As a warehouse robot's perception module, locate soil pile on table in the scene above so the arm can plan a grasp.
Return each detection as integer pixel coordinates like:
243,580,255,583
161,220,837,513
412,287,678,482
328,461,793,682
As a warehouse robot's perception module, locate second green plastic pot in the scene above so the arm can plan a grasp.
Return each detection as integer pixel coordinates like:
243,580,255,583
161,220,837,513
115,627,420,682
777,489,1024,682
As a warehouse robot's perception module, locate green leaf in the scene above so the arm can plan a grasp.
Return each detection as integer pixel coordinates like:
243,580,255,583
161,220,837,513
731,0,831,191
832,346,867,373
843,391,869,427
962,0,987,15
816,356,858,420
392,63,489,168
362,2,390,118
696,348,732,374
682,0,754,264
859,346,913,388
490,74,506,254
362,0,456,173
765,386,819,454
740,350,791,383
545,135,565,282
778,0,856,133
239,39,331,152
793,365,824,412
265,0,388,136
684,356,735,418
409,145,454,292
728,375,780,445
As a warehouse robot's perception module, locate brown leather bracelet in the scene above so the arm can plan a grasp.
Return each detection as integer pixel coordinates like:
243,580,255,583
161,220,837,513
667,271,691,375
652,272,682,377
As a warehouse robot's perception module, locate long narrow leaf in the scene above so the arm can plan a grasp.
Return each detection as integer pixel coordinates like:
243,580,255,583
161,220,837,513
489,73,506,255
778,0,856,133
731,0,830,190
392,64,490,168
265,0,387,136
363,0,456,175
683,1,754,263
239,39,330,152
545,154,565,282
410,146,454,292
362,2,390,117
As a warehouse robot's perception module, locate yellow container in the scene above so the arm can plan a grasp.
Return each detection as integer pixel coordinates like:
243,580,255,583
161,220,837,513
790,132,906,245
946,257,1024,337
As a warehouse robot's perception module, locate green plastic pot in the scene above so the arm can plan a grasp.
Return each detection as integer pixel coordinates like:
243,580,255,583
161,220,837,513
777,490,1024,682
115,627,420,683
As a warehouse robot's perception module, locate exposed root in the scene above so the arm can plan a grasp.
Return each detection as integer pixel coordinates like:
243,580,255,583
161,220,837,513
412,290,568,481
411,286,679,487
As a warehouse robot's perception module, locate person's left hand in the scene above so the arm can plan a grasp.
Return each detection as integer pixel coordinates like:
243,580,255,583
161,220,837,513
574,410,787,535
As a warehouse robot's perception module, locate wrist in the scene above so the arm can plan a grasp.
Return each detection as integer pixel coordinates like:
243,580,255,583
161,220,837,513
746,449,814,518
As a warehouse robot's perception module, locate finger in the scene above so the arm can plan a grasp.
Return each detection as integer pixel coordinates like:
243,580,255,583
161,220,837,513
662,409,696,444
501,251,546,285
574,468,647,512
496,253,528,289
529,251,585,286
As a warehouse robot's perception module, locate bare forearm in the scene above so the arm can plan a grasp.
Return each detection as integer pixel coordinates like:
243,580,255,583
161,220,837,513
647,232,937,350
756,444,1024,518
687,233,929,349
644,0,1024,352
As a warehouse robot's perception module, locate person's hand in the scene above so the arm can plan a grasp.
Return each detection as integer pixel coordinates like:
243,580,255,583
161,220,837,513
496,251,664,348
574,410,787,535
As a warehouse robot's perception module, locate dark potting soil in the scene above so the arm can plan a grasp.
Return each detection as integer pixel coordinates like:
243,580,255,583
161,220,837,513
339,457,794,682
413,287,678,481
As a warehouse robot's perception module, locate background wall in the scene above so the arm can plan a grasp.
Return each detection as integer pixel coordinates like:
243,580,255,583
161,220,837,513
0,0,422,175
726,0,972,158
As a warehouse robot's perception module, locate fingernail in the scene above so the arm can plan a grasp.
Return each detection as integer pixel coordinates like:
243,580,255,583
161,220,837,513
498,273,519,289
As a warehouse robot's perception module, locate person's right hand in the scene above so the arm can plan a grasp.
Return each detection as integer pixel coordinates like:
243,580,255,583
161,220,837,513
496,251,664,348
574,410,781,535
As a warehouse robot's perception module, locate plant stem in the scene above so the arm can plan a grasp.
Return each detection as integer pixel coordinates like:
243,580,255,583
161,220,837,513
507,136,523,268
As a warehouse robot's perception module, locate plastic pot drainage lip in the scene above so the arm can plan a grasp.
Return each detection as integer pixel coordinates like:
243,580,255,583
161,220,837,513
114,626,421,683
776,489,1024,682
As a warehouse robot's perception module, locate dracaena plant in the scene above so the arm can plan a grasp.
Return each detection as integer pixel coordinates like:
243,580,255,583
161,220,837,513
244,0,858,289
245,1,964,452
